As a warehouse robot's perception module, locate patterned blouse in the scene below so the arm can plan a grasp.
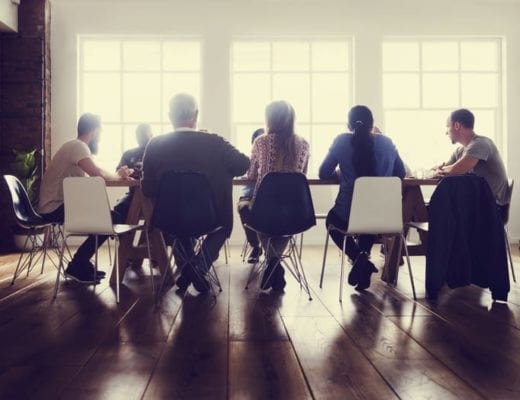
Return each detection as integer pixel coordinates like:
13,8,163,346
247,133,310,200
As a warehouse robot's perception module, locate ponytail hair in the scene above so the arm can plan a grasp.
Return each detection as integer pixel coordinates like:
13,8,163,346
348,105,376,177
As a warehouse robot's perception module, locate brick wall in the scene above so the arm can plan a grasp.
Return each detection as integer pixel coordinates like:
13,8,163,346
0,0,50,252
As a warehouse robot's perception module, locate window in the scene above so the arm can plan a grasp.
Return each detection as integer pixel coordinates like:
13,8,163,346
231,39,353,174
382,38,504,171
78,37,201,169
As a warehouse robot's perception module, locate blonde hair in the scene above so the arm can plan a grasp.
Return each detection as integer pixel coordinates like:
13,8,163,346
265,100,298,170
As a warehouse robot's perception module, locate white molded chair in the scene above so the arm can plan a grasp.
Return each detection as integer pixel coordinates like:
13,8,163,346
53,177,153,303
320,176,416,301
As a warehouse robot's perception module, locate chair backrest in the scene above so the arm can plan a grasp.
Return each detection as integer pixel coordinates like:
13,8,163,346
249,172,316,236
63,176,114,234
3,174,41,227
151,170,220,237
502,179,514,225
347,176,403,235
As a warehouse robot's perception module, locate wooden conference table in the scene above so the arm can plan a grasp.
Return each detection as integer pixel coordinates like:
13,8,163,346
106,177,438,286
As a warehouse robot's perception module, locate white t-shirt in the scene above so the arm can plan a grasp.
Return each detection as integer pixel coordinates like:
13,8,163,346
38,139,91,214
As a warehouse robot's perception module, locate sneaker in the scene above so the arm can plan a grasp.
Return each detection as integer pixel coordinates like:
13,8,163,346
65,262,101,284
260,259,279,290
175,269,191,291
355,260,378,291
271,266,286,292
348,253,368,286
247,247,262,264
185,264,210,294
85,262,106,278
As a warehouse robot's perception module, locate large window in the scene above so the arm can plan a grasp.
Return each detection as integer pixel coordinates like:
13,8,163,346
78,37,201,169
382,38,503,171
231,39,353,174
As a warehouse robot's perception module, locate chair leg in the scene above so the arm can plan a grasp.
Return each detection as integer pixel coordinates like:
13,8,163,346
53,234,68,299
107,237,113,266
298,233,304,261
505,228,516,283
400,234,417,300
241,238,250,262
144,228,155,299
224,240,229,265
157,238,176,301
340,236,347,302
11,233,31,285
40,226,51,274
319,228,330,288
115,236,120,304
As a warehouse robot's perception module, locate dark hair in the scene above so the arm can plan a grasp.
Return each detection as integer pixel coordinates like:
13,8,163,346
251,128,265,144
348,105,376,177
77,113,101,137
450,108,474,129
265,100,298,169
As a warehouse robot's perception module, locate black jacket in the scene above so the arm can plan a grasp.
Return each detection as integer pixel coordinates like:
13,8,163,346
426,174,509,301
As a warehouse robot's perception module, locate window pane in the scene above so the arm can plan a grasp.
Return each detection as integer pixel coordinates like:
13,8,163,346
82,73,121,122
383,73,420,108
422,42,459,71
233,42,270,71
123,41,161,71
163,41,200,71
311,42,349,71
473,110,496,141
461,41,498,71
96,124,122,170
162,73,201,121
83,40,120,71
123,73,161,122
383,42,419,71
273,42,309,71
273,73,310,122
461,73,498,107
233,73,271,122
312,73,350,122
422,73,459,108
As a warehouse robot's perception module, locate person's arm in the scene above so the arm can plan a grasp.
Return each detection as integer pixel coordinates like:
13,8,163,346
393,152,407,178
78,157,132,181
439,154,479,176
220,137,250,177
319,139,339,180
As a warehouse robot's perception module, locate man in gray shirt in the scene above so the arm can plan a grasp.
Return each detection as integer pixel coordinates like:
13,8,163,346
436,108,509,207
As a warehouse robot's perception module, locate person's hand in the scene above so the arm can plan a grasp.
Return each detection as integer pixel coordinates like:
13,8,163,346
117,166,134,180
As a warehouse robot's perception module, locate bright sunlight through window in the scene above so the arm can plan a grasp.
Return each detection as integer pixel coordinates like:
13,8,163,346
232,39,353,175
382,38,503,172
78,37,201,170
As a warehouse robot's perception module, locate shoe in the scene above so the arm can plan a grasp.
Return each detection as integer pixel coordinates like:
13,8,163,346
185,264,210,294
247,247,262,264
260,259,278,290
271,266,286,291
65,262,101,284
348,253,368,286
355,260,378,291
86,262,106,278
175,270,191,291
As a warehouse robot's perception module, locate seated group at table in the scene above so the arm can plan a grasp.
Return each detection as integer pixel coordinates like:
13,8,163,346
36,92,509,294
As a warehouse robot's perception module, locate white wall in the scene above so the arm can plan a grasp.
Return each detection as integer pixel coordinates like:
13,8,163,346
50,0,520,244
0,0,18,32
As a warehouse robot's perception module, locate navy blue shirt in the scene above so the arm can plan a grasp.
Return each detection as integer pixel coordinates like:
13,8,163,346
319,133,406,220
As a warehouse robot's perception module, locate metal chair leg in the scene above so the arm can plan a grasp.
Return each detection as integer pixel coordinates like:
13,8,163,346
505,227,516,283
400,234,416,300
319,228,330,288
340,236,347,302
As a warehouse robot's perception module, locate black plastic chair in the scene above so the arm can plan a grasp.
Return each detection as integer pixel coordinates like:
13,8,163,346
3,174,53,284
151,170,223,297
245,172,316,299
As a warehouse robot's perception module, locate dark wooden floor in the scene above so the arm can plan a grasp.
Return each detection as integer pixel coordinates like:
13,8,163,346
0,243,519,400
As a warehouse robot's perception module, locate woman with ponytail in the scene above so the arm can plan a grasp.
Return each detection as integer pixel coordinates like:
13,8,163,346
319,105,406,291
246,100,310,291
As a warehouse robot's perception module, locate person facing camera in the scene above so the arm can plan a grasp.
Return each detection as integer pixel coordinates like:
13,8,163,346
319,105,406,291
246,100,310,291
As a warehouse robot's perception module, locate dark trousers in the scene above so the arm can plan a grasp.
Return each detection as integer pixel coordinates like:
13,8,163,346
172,226,231,274
326,210,375,261
237,201,260,248
41,195,130,265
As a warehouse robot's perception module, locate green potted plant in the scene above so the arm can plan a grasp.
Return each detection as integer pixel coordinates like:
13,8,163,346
9,149,43,250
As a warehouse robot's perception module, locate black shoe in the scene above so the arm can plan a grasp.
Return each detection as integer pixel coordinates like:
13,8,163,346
348,253,368,286
186,264,210,294
86,262,106,278
355,260,378,291
247,247,262,264
260,259,278,290
175,270,191,291
65,262,101,284
271,266,286,292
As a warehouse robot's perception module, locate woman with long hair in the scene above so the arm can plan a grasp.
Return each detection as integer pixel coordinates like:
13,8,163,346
246,100,310,290
320,105,406,291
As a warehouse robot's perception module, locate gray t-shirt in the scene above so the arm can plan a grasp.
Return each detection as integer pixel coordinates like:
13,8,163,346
38,139,91,214
447,134,509,205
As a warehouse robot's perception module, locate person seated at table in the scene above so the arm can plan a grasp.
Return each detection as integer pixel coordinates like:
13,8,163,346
319,105,406,291
237,128,265,264
434,108,509,216
246,100,310,291
38,113,134,283
141,93,250,293
114,123,153,219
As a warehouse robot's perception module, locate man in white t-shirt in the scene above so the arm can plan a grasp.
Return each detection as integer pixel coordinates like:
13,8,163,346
39,113,133,283
435,108,509,208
